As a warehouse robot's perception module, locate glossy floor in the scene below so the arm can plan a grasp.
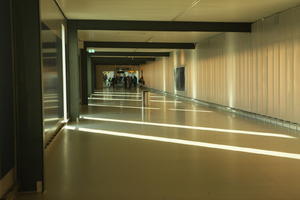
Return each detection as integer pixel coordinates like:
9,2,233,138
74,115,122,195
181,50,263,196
17,88,300,200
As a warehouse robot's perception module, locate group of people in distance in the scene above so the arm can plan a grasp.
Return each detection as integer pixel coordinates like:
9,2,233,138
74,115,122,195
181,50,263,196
104,74,145,88
123,75,137,88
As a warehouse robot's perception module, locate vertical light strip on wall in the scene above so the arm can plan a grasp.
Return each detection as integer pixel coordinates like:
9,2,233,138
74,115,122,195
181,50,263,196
173,51,178,95
226,33,236,108
61,24,68,122
192,49,198,99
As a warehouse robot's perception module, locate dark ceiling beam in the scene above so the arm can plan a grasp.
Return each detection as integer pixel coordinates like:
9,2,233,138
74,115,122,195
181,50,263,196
42,42,56,49
93,61,146,66
85,41,195,49
43,58,57,66
42,52,57,57
89,51,170,57
70,20,252,32
91,57,156,62
91,57,152,66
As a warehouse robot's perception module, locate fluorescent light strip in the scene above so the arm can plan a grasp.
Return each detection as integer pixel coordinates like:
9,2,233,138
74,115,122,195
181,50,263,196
44,94,58,97
44,117,60,122
65,126,300,160
92,94,141,97
80,117,294,139
150,100,182,103
94,92,141,95
88,104,160,110
44,96,58,99
44,100,59,103
44,106,59,110
89,97,142,102
61,24,68,122
168,108,212,113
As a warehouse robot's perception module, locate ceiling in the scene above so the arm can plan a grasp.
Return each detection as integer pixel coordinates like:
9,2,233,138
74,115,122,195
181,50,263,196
57,0,300,22
60,0,300,59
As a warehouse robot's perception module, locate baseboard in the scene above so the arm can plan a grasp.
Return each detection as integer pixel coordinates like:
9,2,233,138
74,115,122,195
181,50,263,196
0,169,15,199
144,87,300,132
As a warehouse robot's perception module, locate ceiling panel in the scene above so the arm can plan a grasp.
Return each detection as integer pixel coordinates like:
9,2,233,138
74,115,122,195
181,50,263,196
57,0,196,21
177,0,300,22
57,0,300,22
78,30,218,43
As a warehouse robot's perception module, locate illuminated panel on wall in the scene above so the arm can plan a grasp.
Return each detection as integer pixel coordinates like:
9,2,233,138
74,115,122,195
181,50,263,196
61,24,68,122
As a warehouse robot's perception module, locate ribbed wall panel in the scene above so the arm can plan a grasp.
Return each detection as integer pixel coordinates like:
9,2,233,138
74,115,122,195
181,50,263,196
141,6,300,124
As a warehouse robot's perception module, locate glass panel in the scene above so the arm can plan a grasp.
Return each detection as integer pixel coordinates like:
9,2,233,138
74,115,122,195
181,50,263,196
40,0,66,143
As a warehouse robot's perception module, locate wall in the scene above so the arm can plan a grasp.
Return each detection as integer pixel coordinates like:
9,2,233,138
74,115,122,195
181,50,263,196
0,0,15,197
141,6,300,124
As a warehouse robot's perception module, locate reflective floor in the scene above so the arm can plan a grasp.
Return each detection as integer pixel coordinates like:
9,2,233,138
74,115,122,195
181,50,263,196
17,88,300,200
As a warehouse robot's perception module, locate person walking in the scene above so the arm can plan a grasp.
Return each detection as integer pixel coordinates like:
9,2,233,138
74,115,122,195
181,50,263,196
133,76,138,88
111,76,116,88
128,76,132,89
139,76,145,87
124,76,128,88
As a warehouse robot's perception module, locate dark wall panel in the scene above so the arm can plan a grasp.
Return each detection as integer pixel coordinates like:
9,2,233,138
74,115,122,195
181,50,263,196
80,49,88,105
13,0,44,191
0,0,15,179
87,56,92,96
67,21,80,120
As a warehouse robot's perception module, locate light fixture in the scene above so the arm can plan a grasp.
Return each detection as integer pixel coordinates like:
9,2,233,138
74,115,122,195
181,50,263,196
87,49,95,53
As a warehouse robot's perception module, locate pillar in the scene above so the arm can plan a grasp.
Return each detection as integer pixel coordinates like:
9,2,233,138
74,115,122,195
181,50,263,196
13,0,44,192
67,21,80,120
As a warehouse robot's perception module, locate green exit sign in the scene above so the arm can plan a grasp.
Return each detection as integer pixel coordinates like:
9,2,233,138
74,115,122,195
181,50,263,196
87,49,95,53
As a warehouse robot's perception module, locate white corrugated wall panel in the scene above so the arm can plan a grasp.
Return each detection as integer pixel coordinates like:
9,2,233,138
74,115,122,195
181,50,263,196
141,5,300,124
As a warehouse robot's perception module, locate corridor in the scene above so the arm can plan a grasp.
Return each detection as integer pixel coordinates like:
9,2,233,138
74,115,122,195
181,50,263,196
17,89,300,200
4,0,300,198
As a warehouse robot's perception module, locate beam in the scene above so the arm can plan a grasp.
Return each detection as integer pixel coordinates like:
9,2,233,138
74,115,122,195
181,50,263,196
42,52,57,57
93,61,146,66
43,58,57,66
85,42,195,49
90,52,170,57
71,20,252,32
42,42,56,49
91,57,156,62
